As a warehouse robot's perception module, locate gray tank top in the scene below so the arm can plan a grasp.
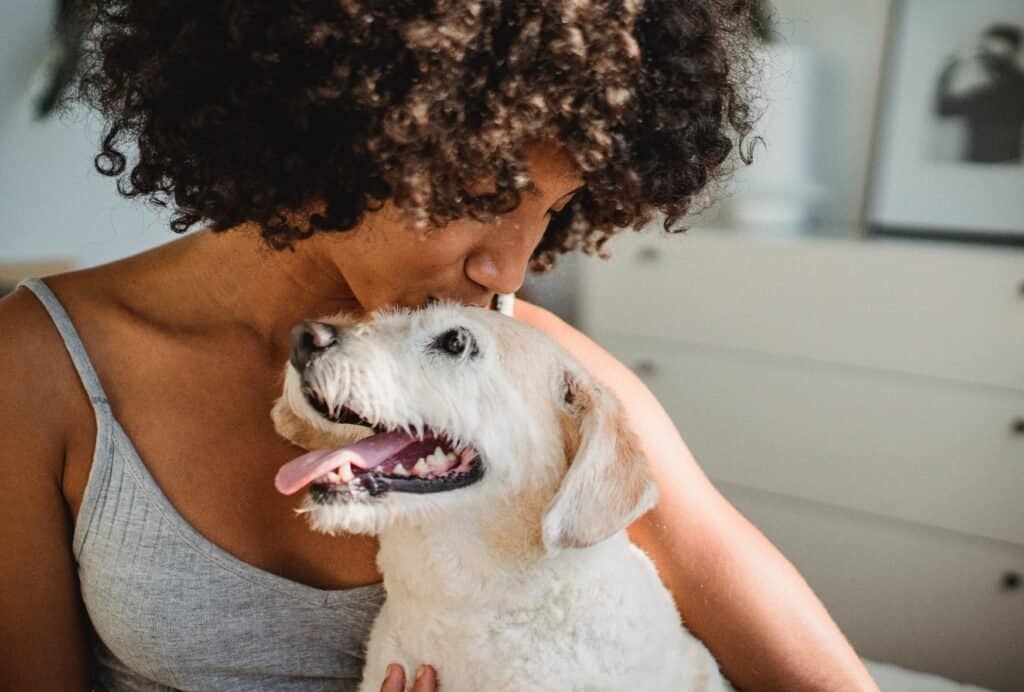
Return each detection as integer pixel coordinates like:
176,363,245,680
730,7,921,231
19,277,387,692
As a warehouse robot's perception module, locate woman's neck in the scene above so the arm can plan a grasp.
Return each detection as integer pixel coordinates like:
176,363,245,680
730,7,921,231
109,220,364,352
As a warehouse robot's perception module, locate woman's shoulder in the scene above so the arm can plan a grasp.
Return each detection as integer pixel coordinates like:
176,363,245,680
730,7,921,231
512,298,588,358
0,279,85,418
0,263,142,475
0,273,110,460
511,297,565,333
5,260,138,335
0,266,126,376
512,297,644,392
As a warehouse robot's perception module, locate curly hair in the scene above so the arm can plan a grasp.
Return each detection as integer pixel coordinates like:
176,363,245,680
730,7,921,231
70,0,759,271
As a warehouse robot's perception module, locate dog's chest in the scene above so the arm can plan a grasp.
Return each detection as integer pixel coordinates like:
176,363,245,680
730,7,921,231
363,542,709,691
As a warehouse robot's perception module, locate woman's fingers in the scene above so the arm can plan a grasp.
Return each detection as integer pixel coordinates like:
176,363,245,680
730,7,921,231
380,663,405,692
379,663,438,692
412,664,437,691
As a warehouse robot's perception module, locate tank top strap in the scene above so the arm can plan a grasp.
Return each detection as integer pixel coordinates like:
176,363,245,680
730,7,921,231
17,277,112,411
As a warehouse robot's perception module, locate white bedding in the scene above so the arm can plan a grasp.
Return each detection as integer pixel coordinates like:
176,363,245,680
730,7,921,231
864,659,994,692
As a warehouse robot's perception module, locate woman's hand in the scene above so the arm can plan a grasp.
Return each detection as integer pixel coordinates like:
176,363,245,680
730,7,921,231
379,662,437,692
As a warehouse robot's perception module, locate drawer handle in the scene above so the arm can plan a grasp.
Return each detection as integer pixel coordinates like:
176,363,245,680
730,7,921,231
1002,571,1021,592
1012,418,1024,435
635,246,660,264
632,360,658,378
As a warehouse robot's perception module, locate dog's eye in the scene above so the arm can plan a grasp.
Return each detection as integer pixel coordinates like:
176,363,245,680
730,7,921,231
433,327,479,358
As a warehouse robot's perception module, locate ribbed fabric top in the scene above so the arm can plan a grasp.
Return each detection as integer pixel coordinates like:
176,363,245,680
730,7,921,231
18,277,387,692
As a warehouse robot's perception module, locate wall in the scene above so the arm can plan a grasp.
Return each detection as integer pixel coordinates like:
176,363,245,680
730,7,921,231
0,95,174,269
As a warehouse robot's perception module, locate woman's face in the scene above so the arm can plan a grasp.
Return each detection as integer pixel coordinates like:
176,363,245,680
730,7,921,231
321,141,584,314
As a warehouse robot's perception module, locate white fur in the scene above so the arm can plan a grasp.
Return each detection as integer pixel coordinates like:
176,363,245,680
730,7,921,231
275,302,735,692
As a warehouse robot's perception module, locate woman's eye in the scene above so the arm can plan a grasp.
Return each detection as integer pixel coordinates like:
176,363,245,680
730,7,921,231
550,200,573,216
546,190,580,218
545,205,567,221
433,327,479,358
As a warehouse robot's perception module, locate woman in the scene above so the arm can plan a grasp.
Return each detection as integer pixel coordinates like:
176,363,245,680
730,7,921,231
0,0,878,690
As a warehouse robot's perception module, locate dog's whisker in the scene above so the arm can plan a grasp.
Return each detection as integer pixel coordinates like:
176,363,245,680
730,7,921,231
341,360,352,409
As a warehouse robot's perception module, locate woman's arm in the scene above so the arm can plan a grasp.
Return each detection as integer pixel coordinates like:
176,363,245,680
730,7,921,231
0,289,93,692
514,298,879,692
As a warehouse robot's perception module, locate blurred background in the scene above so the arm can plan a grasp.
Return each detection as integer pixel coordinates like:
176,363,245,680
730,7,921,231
2,1,1022,689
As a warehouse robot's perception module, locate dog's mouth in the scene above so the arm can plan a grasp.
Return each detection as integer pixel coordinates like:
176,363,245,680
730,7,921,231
302,388,389,432
274,391,484,500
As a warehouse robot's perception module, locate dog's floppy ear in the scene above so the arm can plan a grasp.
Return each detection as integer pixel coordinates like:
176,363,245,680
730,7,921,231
541,367,658,552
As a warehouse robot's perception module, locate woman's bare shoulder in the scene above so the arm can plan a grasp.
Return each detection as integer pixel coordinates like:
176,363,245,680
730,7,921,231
513,298,642,389
510,297,561,329
0,283,91,458
513,298,592,352
0,283,81,404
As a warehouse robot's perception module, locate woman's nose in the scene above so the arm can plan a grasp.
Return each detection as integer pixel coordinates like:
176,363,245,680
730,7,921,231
464,226,539,296
289,321,338,370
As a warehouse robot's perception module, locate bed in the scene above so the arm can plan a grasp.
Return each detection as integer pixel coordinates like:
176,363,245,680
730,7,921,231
865,659,995,691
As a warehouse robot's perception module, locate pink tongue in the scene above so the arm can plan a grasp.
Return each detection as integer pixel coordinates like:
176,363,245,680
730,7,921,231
274,430,420,496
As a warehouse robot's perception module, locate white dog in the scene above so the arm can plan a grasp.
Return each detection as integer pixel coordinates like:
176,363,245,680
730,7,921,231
272,301,734,692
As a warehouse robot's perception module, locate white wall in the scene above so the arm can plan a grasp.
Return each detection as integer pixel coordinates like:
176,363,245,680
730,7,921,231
0,94,174,269
0,0,175,269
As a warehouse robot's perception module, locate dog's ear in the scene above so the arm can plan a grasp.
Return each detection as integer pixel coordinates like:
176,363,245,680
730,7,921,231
541,368,658,552
271,397,372,451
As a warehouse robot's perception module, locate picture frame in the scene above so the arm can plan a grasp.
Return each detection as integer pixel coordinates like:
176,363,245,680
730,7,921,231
867,0,1024,244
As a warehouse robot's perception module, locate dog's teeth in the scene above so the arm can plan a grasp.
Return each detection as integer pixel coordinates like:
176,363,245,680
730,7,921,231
338,461,354,482
324,470,341,484
445,452,456,462
413,458,430,476
392,463,410,477
428,448,448,471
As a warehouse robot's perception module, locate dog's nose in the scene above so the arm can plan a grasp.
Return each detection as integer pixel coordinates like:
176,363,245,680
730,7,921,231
289,321,338,370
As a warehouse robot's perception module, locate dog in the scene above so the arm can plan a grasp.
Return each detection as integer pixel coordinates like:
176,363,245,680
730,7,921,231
272,301,734,692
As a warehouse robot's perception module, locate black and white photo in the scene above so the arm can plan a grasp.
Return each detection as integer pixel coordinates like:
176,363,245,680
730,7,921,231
870,0,1024,240
933,23,1024,165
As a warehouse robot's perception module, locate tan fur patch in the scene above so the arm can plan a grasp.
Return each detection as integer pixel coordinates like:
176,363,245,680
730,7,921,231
270,397,374,451
543,379,657,551
557,407,581,472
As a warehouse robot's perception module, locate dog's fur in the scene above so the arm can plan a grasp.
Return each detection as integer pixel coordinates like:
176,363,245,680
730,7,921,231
272,302,734,692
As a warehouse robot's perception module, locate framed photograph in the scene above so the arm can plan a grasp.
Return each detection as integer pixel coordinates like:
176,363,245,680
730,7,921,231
868,0,1024,242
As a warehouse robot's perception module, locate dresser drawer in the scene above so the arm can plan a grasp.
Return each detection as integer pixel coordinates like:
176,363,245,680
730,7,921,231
592,330,1024,546
721,484,1024,692
578,229,1024,390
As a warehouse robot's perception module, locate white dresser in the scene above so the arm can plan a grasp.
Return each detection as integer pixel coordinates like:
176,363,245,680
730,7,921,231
577,226,1024,691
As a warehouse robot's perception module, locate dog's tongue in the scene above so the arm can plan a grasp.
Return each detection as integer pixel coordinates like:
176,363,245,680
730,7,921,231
274,430,419,496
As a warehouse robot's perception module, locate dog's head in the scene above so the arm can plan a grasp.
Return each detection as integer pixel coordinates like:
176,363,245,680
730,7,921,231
272,301,657,553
